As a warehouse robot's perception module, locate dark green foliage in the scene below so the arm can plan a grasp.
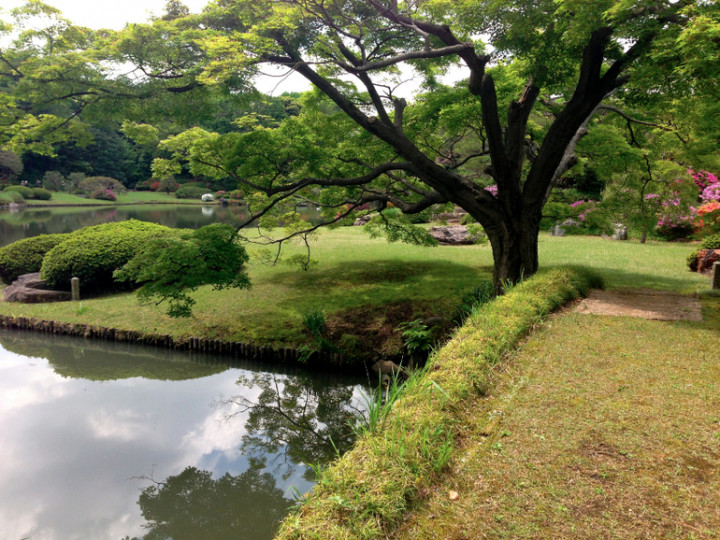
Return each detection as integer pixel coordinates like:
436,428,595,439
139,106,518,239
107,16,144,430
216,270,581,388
114,223,251,317
175,185,209,199
687,233,720,270
0,234,70,284
32,187,52,200
4,185,34,199
42,171,65,191
40,220,175,292
365,210,438,247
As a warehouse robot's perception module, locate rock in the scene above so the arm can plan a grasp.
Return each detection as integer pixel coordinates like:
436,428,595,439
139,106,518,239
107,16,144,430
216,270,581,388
2,273,71,303
697,249,720,274
371,359,407,379
612,223,628,240
560,218,581,228
353,213,376,226
550,224,566,236
428,225,475,245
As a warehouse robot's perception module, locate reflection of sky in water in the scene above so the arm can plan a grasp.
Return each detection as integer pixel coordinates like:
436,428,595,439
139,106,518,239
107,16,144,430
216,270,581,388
0,332,360,540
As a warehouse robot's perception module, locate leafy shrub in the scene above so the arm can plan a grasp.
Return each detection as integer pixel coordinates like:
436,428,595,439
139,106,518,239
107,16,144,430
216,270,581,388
41,220,175,293
0,234,70,284
78,176,125,197
4,185,34,199
32,188,52,200
42,171,65,191
115,223,251,317
0,190,24,204
175,185,208,199
686,233,720,271
91,189,117,201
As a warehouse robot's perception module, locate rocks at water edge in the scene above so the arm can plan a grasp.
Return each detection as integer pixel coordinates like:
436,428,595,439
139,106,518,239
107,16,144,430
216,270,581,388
2,272,71,303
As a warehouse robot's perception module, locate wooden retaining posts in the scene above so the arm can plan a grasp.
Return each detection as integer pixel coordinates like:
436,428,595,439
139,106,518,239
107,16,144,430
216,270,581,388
0,314,346,368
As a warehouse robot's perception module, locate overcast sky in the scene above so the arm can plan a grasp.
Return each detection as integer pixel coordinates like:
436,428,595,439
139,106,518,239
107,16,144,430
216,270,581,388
1,0,211,30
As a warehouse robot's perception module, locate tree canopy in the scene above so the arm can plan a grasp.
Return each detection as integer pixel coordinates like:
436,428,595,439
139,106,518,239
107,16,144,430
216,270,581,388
1,0,718,287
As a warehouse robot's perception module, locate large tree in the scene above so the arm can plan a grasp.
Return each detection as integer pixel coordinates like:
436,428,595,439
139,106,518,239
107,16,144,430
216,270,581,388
154,0,713,289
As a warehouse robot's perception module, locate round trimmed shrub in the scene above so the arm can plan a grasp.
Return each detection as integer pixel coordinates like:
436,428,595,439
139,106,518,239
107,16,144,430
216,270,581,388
0,234,70,284
0,190,24,204
175,185,208,199
32,187,52,200
4,185,34,199
40,220,176,292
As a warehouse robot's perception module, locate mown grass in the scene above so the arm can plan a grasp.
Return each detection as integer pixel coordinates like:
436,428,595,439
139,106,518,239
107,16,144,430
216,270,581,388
394,298,720,539
15,191,207,206
275,268,602,539
0,228,492,348
0,230,707,351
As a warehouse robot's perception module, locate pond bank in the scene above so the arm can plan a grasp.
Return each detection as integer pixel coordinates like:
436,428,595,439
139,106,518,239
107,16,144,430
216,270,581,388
274,267,603,538
0,313,346,370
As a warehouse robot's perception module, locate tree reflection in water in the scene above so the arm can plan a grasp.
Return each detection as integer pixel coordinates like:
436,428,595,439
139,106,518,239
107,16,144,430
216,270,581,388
134,466,292,540
229,372,369,481
131,372,367,540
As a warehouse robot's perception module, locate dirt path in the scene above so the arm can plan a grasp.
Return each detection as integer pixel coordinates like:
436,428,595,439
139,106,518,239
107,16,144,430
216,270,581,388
395,301,720,538
575,288,702,321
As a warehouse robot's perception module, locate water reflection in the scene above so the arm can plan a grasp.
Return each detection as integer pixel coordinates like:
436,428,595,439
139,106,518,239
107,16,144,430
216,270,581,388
0,329,366,540
0,204,322,247
133,466,292,540
229,373,367,482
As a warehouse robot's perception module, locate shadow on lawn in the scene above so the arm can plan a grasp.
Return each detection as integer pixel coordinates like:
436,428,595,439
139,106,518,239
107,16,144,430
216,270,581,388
544,264,707,293
266,259,491,293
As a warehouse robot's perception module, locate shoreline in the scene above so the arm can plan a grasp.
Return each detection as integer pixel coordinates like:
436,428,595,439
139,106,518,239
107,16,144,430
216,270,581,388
0,313,350,371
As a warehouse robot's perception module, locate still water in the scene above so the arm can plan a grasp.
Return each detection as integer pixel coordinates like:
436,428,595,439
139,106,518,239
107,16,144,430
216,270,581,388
0,204,323,247
0,329,368,540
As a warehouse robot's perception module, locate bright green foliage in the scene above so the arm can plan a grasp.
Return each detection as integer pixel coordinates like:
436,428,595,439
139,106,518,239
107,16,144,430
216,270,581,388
114,223,250,317
0,233,70,284
40,220,175,292
4,185,34,199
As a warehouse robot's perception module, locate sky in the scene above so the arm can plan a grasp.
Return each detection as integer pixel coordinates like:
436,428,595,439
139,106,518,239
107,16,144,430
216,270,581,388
2,0,212,30
0,0,463,96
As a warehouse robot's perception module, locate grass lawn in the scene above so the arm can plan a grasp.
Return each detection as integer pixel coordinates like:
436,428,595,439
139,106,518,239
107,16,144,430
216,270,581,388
16,191,209,206
395,300,720,538
0,228,708,355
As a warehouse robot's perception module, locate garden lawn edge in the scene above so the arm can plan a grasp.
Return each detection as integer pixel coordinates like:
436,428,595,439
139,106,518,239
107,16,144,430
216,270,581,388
275,266,603,539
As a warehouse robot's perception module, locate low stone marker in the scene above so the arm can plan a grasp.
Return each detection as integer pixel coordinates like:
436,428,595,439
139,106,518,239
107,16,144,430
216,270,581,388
71,277,80,301
713,262,720,290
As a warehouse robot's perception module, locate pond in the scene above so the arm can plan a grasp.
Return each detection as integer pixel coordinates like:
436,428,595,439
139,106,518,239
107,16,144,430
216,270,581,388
0,329,369,540
0,203,323,247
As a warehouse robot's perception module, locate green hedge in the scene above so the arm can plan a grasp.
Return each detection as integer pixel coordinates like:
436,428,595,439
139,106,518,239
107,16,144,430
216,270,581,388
0,190,24,204
40,220,175,292
175,185,209,199
4,185,34,199
276,267,603,539
0,234,70,284
32,187,52,200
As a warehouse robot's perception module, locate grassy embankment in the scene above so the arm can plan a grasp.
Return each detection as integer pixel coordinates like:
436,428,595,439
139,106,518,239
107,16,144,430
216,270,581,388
0,230,704,354
274,238,718,539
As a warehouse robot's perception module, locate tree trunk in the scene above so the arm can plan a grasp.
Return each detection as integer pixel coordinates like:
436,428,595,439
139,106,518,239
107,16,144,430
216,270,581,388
486,215,540,293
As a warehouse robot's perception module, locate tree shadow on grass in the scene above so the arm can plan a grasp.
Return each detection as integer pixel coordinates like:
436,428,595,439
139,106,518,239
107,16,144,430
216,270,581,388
543,264,707,293
266,259,491,294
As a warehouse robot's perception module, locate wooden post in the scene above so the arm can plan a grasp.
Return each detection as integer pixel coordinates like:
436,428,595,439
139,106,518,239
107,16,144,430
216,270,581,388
71,277,80,301
712,262,720,290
